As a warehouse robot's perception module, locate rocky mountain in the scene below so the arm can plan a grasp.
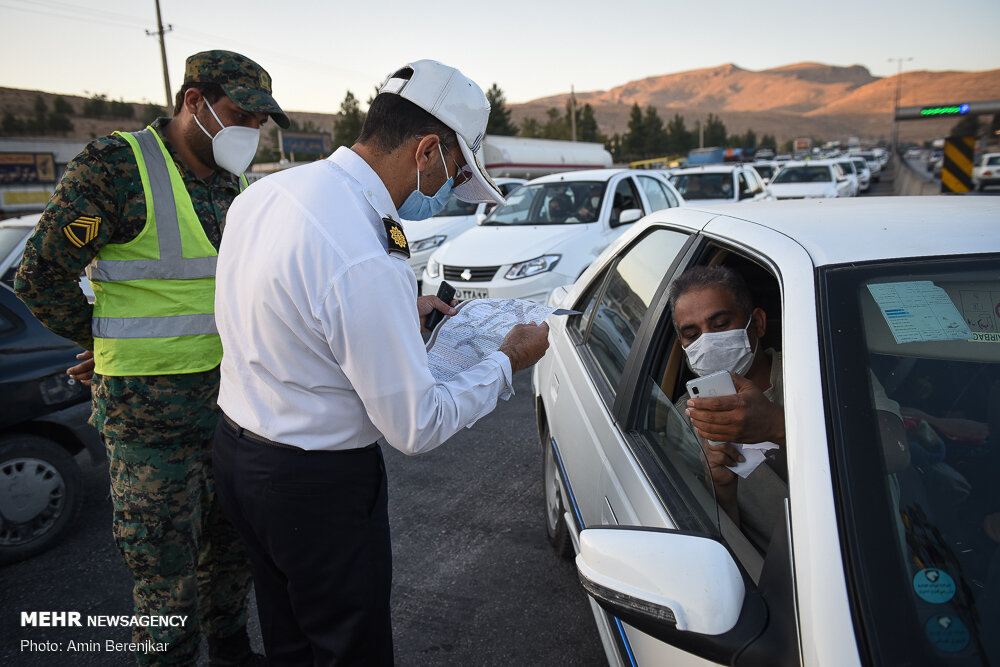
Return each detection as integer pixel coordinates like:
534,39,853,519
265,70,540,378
509,62,1000,143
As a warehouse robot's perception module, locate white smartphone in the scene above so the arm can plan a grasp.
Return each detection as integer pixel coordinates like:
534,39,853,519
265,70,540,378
685,371,738,447
686,369,737,400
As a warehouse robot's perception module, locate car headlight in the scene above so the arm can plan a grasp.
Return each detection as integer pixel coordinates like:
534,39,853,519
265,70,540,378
426,256,441,278
505,254,561,280
410,235,446,253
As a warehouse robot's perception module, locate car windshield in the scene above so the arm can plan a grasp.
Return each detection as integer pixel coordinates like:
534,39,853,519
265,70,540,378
433,195,480,218
986,156,1000,166
482,181,604,225
853,159,868,171
753,164,775,179
0,226,30,265
669,172,734,200
823,256,1000,666
771,166,832,183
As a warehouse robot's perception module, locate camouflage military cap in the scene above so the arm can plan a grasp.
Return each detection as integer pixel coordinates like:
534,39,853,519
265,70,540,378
184,50,290,128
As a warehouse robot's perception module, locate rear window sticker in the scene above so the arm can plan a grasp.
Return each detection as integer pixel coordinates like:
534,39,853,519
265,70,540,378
868,281,972,344
958,289,1000,343
925,614,970,653
913,568,956,604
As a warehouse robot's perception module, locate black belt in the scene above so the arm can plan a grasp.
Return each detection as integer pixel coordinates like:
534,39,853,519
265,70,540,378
221,412,304,451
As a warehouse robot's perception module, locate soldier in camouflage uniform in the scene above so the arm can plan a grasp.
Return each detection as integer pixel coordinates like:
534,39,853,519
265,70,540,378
15,51,289,666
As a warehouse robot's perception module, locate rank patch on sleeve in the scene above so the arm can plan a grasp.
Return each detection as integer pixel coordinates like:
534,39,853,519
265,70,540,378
382,216,410,259
64,216,100,248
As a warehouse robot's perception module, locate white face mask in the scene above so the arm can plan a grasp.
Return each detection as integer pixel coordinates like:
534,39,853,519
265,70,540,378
194,99,260,176
683,315,758,377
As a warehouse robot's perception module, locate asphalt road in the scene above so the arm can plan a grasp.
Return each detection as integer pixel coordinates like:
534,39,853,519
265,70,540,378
0,370,605,666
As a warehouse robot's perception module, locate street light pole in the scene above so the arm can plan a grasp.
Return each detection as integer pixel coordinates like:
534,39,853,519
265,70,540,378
889,57,913,157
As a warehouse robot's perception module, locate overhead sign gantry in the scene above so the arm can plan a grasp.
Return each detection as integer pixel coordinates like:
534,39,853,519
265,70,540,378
894,99,1000,193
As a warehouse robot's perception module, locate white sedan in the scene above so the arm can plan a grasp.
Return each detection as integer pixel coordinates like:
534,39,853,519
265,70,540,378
533,197,1000,666
768,160,854,199
422,169,683,303
400,178,525,285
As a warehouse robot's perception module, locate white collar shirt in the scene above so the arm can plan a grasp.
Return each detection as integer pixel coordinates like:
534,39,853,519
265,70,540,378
215,147,513,453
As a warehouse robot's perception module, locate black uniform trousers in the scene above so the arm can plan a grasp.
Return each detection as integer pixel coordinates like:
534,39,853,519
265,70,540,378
213,416,393,666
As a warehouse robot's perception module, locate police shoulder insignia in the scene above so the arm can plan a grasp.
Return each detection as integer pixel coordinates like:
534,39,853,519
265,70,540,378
382,217,410,259
64,216,100,248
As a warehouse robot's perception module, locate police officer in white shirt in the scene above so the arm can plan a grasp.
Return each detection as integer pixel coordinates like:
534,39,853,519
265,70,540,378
212,60,550,666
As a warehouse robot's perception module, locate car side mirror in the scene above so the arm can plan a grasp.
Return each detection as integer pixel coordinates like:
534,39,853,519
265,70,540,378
613,208,643,227
576,527,769,663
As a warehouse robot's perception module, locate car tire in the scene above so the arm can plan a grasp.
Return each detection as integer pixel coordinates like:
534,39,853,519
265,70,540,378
542,428,573,560
0,435,83,564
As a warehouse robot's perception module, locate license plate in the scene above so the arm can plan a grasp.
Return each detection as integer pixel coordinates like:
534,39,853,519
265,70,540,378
455,288,489,300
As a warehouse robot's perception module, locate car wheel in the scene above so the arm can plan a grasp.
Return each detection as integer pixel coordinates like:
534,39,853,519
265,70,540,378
0,435,83,564
542,428,573,560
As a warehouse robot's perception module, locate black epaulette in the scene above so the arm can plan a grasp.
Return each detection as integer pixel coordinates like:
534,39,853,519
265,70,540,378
382,216,410,259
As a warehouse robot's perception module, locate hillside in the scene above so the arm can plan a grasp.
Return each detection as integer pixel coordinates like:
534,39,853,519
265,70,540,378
509,62,1000,144
0,87,338,152
2,62,997,148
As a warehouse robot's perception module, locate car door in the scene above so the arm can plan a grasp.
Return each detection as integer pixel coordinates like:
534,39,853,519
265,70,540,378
546,225,695,533
636,174,681,213
584,226,808,665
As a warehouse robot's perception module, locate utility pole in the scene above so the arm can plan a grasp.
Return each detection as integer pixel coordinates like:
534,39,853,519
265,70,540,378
146,0,174,109
570,85,577,142
889,57,913,157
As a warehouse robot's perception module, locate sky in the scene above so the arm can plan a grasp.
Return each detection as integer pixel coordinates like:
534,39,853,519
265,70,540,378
1,0,999,114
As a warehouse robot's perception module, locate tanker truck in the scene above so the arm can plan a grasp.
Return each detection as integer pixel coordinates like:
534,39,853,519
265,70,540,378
482,136,612,179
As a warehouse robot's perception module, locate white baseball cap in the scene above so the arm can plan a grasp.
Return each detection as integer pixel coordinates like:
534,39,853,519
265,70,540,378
379,60,504,205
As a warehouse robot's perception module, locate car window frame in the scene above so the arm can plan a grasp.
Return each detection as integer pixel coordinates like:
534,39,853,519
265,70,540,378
569,224,697,412
818,255,1000,667
616,231,791,542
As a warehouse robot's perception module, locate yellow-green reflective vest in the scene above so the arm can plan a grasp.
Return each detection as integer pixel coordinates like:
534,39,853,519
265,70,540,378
87,127,247,376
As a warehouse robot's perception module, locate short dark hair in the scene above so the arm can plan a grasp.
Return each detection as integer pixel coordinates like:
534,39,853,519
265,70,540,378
668,265,754,321
172,82,225,116
357,92,458,155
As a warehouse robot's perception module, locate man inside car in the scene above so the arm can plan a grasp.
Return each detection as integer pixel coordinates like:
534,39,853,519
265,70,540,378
668,265,786,543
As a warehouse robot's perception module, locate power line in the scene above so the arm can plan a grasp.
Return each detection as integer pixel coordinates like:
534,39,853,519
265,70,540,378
1,0,149,29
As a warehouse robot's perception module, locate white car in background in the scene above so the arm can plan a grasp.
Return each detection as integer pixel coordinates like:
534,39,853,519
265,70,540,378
421,169,683,303
972,152,1000,191
849,156,872,193
1,214,94,302
854,150,882,182
668,164,772,205
768,160,854,199
750,160,779,184
833,157,861,196
401,178,525,284
533,197,1000,666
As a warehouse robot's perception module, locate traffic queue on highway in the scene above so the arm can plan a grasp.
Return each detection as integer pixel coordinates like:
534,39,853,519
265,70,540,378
409,144,890,305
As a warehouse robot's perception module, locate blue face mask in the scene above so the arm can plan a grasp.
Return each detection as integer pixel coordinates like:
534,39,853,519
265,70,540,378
398,144,455,220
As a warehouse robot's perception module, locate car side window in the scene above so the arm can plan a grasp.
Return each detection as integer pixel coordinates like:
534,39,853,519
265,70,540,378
610,178,643,225
576,229,689,398
637,176,676,212
569,267,608,343
738,172,752,197
633,252,785,577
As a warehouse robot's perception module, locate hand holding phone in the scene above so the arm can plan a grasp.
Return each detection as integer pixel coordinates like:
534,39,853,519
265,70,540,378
685,370,737,400
425,281,456,330
685,370,737,447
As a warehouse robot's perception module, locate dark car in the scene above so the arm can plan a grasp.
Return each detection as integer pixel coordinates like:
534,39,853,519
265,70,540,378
0,283,103,564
